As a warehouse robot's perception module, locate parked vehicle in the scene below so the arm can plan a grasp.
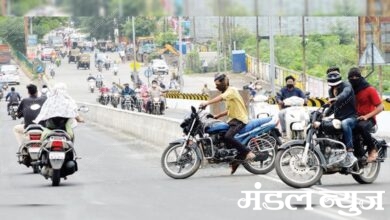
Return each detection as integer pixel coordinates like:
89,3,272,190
161,106,282,179
275,104,388,188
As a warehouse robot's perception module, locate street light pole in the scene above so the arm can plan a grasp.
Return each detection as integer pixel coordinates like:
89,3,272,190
132,16,137,86
269,16,276,96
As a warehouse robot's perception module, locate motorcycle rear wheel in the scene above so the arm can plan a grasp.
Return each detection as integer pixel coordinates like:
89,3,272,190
161,143,201,179
352,160,380,184
32,164,40,174
52,169,61,186
243,137,276,174
275,146,323,188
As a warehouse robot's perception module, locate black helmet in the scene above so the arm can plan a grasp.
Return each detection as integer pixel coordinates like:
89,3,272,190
327,72,342,86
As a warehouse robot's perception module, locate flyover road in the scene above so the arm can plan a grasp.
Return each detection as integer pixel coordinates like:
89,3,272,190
0,55,389,220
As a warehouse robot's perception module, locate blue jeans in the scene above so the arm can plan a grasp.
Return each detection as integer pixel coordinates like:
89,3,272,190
341,117,356,150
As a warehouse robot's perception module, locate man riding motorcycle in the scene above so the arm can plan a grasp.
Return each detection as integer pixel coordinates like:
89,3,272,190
14,84,47,146
146,80,166,114
276,75,307,137
5,87,21,115
325,67,357,168
200,73,256,175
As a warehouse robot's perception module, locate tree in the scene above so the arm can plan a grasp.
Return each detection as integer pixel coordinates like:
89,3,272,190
0,17,26,52
121,17,157,40
32,17,68,40
155,30,177,46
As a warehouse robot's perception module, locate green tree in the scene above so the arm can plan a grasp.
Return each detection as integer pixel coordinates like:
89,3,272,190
154,30,177,46
121,17,157,40
0,17,26,52
32,17,69,40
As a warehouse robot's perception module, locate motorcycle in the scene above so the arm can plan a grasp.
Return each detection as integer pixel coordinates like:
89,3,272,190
55,58,61,67
151,97,163,115
99,92,110,105
0,89,3,101
96,80,103,89
104,62,110,71
121,94,133,110
275,104,388,188
110,92,120,108
50,68,55,78
249,92,272,119
113,64,118,76
9,102,19,120
37,115,86,186
17,124,44,173
282,96,309,140
88,79,95,93
161,106,282,179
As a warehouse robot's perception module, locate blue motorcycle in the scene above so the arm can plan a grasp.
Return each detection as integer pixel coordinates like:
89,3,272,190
161,106,282,179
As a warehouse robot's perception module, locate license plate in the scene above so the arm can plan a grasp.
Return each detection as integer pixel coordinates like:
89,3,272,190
49,152,65,160
28,147,40,153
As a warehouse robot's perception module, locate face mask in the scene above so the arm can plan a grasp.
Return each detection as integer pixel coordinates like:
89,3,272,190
152,84,157,88
349,78,363,88
286,84,294,89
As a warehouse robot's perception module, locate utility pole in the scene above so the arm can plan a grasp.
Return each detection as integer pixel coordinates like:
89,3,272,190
255,0,260,78
302,16,307,91
178,16,184,90
132,16,137,86
269,16,276,96
24,16,29,54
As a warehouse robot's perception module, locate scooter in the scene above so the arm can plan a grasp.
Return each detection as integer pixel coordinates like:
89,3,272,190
249,92,272,119
282,96,310,140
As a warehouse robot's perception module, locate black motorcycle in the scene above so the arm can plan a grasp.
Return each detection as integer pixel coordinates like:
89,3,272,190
275,104,388,188
161,106,282,179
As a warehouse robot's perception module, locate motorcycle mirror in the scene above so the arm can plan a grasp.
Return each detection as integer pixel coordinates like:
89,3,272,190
78,106,89,113
191,106,197,113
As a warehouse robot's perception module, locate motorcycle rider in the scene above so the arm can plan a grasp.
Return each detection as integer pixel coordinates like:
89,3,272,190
146,80,166,114
111,82,119,94
33,82,84,140
5,87,21,115
13,84,47,146
276,75,307,137
99,84,110,103
325,67,357,167
95,72,104,88
348,67,384,162
200,73,256,175
41,85,50,97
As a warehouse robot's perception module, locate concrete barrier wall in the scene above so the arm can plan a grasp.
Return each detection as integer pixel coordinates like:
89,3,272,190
78,102,183,148
78,101,390,149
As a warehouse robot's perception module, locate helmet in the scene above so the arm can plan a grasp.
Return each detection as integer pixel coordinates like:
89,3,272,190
327,72,342,86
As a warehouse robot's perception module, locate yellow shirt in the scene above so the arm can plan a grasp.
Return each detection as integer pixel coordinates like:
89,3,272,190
221,87,249,124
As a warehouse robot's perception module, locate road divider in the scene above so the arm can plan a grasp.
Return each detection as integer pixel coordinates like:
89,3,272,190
78,102,182,147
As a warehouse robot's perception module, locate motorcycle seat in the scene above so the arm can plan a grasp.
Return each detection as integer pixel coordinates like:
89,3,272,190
205,117,272,134
24,124,43,132
238,117,272,134
46,130,72,140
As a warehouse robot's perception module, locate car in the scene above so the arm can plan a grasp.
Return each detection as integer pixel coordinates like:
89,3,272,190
41,47,55,61
151,59,169,75
0,65,20,85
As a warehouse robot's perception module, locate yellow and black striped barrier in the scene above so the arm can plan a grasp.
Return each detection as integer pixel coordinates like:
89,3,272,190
165,92,390,111
165,91,209,101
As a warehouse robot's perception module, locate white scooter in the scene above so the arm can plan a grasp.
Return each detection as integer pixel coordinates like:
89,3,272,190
282,96,310,140
249,92,272,119
88,79,95,93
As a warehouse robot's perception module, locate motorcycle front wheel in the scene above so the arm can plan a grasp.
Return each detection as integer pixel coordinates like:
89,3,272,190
275,146,323,188
161,143,201,179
